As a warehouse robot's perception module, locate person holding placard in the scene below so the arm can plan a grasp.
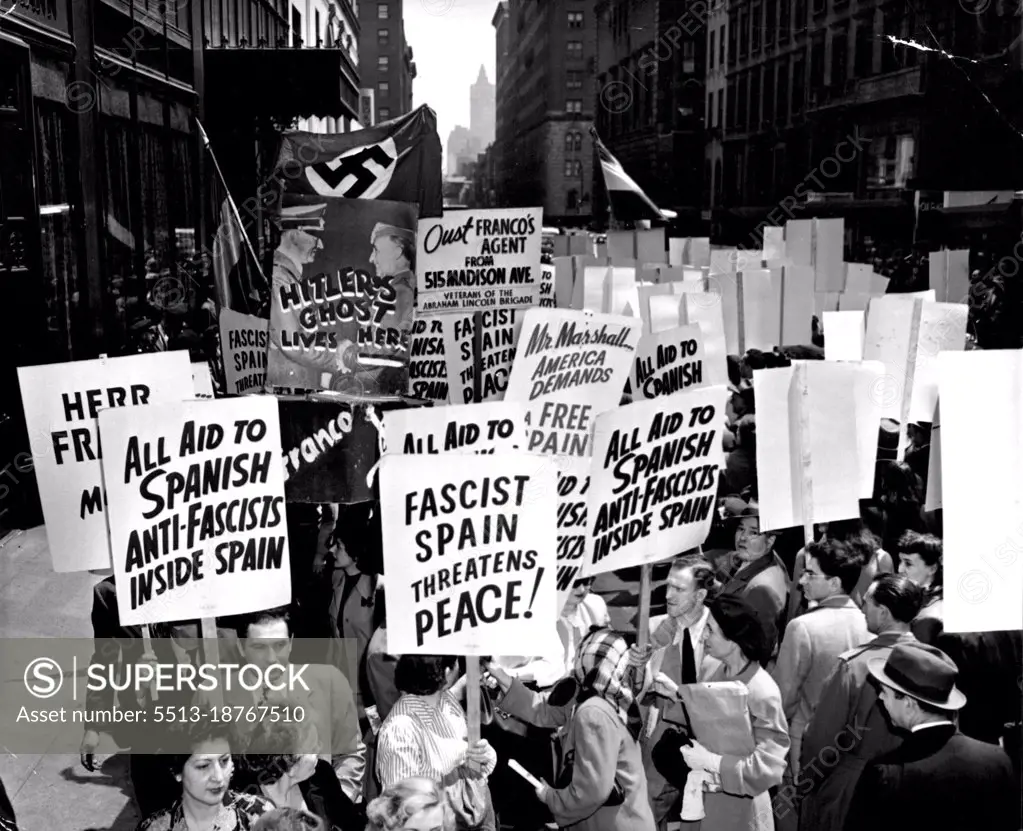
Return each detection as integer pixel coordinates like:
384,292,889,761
137,720,274,831
376,655,498,831
486,628,655,831
895,532,944,646
674,593,789,831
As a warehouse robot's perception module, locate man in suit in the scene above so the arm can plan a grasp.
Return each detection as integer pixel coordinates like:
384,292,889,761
795,574,923,831
718,496,790,659
773,537,870,831
231,605,367,805
845,641,1019,831
638,554,722,829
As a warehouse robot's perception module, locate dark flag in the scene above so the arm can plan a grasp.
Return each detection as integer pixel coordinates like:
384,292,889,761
591,127,666,223
273,105,443,217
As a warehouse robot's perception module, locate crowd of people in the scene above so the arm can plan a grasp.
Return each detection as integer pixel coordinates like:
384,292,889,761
0,337,1013,831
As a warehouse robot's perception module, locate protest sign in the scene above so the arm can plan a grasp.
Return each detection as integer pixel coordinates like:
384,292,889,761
929,249,970,303
219,308,268,395
823,311,865,361
382,401,526,455
781,264,815,345
742,269,782,351
908,302,968,423
649,294,684,335
18,352,194,572
763,227,785,261
408,317,451,402
669,238,686,266
754,362,872,531
540,263,556,308
634,324,713,400
786,220,813,265
100,397,291,626
813,218,845,291
577,265,610,312
478,309,525,401
192,363,215,399
378,452,557,653
838,293,872,312
416,207,542,315
687,238,711,269
605,267,641,316
505,308,640,456
707,270,740,354
607,231,637,263
710,248,737,274
442,313,477,405
939,351,1023,633
553,455,591,613
278,399,421,503
924,402,942,512
266,195,417,396
553,258,576,308
583,386,727,576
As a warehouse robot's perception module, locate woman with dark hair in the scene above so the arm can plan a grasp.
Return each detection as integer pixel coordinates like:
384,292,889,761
676,594,789,831
875,461,932,557
234,710,367,831
376,655,497,830
485,628,655,831
137,720,273,830
896,531,944,644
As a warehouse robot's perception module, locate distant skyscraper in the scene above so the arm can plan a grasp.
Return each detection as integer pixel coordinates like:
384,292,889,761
356,0,417,123
470,65,495,147
447,125,482,176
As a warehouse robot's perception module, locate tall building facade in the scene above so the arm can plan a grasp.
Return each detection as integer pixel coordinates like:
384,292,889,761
448,125,482,176
470,65,496,146
593,0,708,230
357,0,416,124
290,0,362,132
492,0,596,226
711,0,1023,243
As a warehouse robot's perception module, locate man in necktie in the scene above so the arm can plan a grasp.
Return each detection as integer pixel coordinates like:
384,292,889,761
637,554,722,829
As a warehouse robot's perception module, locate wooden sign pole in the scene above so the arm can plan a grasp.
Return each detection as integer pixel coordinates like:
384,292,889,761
896,299,924,463
200,616,224,709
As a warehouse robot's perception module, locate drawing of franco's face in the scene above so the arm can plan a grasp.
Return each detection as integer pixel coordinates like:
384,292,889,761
286,229,323,263
370,234,408,277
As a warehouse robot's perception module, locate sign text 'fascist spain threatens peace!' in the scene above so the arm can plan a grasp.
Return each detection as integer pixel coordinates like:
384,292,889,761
379,453,556,655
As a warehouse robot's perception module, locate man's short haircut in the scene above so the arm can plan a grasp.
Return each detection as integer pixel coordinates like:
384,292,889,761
868,573,925,623
670,553,721,600
806,538,864,595
235,605,292,639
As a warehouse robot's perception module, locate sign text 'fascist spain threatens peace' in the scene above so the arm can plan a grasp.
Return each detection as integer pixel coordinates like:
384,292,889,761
416,208,543,315
17,352,195,573
100,397,291,626
378,453,557,655
505,309,640,457
584,386,728,576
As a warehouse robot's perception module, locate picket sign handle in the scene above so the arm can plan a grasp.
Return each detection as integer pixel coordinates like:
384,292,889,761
140,624,159,701
896,299,924,463
796,363,816,549
201,617,224,709
465,661,482,773
736,272,747,357
637,565,652,652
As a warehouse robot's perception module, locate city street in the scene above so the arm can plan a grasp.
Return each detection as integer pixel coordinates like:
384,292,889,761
0,529,134,831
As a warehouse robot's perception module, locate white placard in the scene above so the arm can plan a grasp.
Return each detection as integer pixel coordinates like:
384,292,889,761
939,351,1023,633
101,397,291,625
379,452,558,653
17,352,194,572
782,264,816,346
681,295,729,387
382,401,526,455
742,269,782,351
813,218,845,292
584,386,727,576
539,263,556,309
441,313,476,405
479,309,525,402
416,208,543,315
863,296,921,421
908,303,968,423
219,308,268,396
823,311,865,361
786,220,813,265
192,363,215,399
553,455,592,613
408,316,452,403
634,324,713,400
763,227,785,261
505,309,641,456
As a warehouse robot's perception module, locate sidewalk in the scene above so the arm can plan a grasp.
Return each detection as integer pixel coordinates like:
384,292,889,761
0,527,137,831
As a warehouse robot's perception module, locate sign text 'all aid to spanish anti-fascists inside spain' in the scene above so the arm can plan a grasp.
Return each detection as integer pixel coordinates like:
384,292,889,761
504,308,641,457
416,208,543,315
100,396,291,626
378,452,557,655
17,352,195,573
583,385,727,577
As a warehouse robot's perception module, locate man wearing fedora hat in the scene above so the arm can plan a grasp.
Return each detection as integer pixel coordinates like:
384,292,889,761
844,641,1018,831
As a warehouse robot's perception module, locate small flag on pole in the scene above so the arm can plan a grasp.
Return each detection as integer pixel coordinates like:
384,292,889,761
591,127,668,223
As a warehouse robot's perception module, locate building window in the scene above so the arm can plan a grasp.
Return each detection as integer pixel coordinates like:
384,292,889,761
566,70,583,89
717,88,724,127
379,107,391,120
378,81,390,95
565,131,583,151
763,64,775,123
794,0,806,35
777,62,789,122
738,8,748,58
567,41,583,59
832,27,848,87
779,0,790,44
574,131,583,151
792,54,806,115
568,11,583,28
378,27,389,45
682,40,695,73
867,134,915,188
765,0,776,47
727,13,737,68
291,7,302,46
378,56,389,70
564,160,574,176
566,99,583,114
719,25,726,66
855,14,875,77
567,189,579,210
810,30,826,93
709,30,717,69
378,3,388,19
751,2,762,53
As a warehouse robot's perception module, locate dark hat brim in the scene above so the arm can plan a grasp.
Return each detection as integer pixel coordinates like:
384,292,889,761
868,657,967,710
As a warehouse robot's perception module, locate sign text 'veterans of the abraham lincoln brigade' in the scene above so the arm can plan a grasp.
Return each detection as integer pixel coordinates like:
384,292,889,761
382,401,526,455
504,308,641,457
584,386,728,576
633,324,711,400
17,352,195,573
416,208,543,315
219,308,269,395
100,397,291,626
553,455,591,614
378,453,557,655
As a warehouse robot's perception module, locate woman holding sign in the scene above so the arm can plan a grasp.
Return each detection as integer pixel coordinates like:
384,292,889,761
485,628,655,831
